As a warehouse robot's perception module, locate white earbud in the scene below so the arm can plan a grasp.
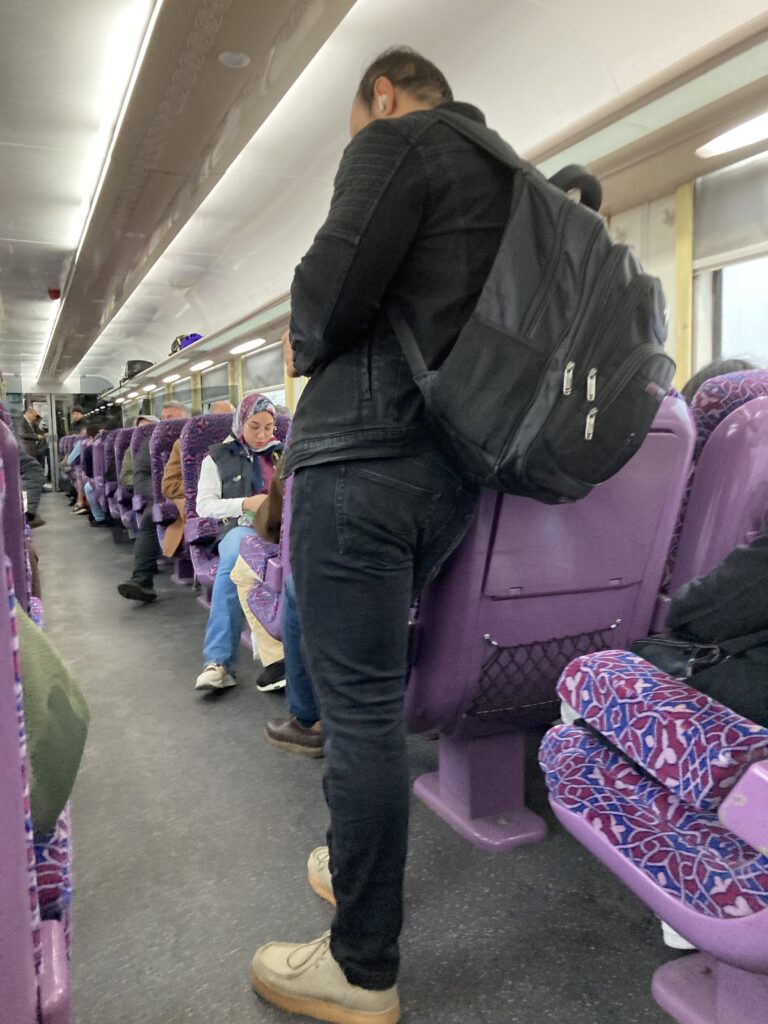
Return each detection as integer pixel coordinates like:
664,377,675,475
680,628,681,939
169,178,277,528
378,94,387,112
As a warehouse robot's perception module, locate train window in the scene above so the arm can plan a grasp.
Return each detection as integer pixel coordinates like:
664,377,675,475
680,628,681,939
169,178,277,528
172,378,192,410
201,363,229,408
150,390,166,417
243,344,284,396
719,255,768,363
259,386,286,409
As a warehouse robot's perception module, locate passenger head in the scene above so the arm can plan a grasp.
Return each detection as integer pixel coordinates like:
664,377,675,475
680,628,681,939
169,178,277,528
72,406,85,423
210,400,236,414
233,392,277,451
85,423,100,438
681,358,759,405
161,401,188,421
350,46,453,137
23,405,39,422
135,414,158,427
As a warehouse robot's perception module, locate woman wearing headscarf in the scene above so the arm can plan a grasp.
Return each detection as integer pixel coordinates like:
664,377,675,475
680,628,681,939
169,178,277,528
195,393,282,691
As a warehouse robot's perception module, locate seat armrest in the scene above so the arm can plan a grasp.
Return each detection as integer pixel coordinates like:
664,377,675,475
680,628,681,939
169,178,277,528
184,518,218,545
718,759,768,852
557,651,768,811
152,501,178,525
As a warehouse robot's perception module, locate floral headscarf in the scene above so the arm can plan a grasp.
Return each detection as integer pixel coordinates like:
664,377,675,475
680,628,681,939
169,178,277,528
232,391,277,448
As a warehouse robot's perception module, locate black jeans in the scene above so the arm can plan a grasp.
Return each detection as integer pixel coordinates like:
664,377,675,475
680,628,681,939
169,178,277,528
131,505,160,586
291,452,478,989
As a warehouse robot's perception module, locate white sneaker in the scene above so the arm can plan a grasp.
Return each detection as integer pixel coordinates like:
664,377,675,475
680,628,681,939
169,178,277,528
195,664,237,691
308,846,336,907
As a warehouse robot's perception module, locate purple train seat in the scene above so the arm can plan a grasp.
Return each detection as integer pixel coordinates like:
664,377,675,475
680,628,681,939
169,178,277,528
129,422,158,526
654,371,768,628
541,651,768,1024
180,414,235,590
0,457,71,1024
0,420,30,615
242,472,293,642
405,395,695,851
103,431,118,506
181,412,291,592
112,427,135,529
149,418,193,584
91,432,108,510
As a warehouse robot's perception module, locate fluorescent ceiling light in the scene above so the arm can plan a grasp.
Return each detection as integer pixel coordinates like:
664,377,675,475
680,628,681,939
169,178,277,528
231,338,267,355
142,383,157,391
162,373,181,383
115,398,126,404
696,110,768,158
190,359,214,372
127,391,140,398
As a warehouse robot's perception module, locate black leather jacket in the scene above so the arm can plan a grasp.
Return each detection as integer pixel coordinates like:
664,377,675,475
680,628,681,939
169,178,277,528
283,101,516,476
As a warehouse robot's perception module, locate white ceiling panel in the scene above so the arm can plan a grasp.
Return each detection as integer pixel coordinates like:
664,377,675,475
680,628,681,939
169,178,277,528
83,0,768,382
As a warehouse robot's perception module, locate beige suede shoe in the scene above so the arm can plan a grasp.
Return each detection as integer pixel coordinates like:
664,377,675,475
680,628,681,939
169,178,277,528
251,932,400,1024
308,846,336,907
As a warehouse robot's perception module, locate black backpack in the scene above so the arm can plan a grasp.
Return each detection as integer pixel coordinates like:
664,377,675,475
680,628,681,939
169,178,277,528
388,110,675,504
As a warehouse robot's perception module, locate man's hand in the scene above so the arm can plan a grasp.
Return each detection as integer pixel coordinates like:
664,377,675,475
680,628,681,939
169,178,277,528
282,329,301,379
242,494,268,513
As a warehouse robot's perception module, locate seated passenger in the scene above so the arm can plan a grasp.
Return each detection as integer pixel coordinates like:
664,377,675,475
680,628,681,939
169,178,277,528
68,423,99,516
230,458,322,752
195,393,282,691
159,399,235,559
83,422,109,526
117,406,187,603
663,531,768,726
118,413,159,490
680,357,757,404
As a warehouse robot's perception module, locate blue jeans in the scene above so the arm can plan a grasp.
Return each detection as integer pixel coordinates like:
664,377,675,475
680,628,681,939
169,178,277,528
283,575,319,727
84,481,106,522
202,526,252,671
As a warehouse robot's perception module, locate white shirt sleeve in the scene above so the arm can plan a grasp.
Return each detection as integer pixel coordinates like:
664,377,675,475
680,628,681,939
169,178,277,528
196,455,245,521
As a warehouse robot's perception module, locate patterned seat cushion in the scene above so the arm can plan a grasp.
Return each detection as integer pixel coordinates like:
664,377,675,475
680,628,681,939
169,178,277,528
34,807,72,948
541,723,768,918
558,651,768,811
241,534,280,627
28,597,44,630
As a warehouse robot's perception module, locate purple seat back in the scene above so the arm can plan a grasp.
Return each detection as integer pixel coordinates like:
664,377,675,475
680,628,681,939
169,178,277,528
113,428,134,495
113,428,135,528
149,418,188,506
180,414,234,521
405,395,695,735
0,421,29,614
0,455,42,1024
91,434,107,506
103,431,118,497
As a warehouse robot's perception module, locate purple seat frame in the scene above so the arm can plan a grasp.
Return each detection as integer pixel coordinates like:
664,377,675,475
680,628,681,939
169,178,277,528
102,431,118,509
405,396,695,851
543,652,768,1024
129,422,158,528
0,453,71,1023
149,419,193,584
112,428,136,530
0,421,30,614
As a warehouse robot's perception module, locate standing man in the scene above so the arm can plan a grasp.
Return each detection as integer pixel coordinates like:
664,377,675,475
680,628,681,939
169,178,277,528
250,48,516,1023
116,401,188,603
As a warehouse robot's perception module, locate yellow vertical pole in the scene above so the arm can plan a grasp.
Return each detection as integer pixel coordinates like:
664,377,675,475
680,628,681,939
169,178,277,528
674,182,694,388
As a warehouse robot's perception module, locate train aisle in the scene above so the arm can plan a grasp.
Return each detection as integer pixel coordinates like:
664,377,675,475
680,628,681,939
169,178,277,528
34,495,670,1024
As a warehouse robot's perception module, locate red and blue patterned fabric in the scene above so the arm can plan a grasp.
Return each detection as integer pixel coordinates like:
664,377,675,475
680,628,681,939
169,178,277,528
558,651,768,811
34,808,73,951
541,723,768,918
543,649,768,918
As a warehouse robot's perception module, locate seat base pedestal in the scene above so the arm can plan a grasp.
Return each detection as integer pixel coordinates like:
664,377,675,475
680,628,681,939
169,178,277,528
413,732,547,851
653,953,768,1024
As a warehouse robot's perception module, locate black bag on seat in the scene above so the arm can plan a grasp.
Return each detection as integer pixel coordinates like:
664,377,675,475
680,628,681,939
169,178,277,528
387,109,675,503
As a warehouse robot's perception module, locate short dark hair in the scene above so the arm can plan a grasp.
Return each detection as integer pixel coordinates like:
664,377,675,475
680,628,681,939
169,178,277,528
357,47,453,109
681,358,759,405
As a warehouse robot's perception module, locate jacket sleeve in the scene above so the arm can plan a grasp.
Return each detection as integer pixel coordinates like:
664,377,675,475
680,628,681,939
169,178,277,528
133,437,154,499
161,440,184,502
120,450,133,487
253,458,283,544
196,455,244,521
289,119,427,376
667,532,768,641
67,441,81,467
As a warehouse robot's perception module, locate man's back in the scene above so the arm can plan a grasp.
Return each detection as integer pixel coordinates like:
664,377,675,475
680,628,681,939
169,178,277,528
285,103,515,474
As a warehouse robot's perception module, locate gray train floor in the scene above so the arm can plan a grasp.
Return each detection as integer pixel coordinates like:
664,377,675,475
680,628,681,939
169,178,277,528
33,494,672,1024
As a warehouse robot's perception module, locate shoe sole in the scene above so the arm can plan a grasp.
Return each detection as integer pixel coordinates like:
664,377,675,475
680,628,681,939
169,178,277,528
256,680,286,692
117,584,157,603
251,972,399,1024
195,678,238,691
308,867,336,907
266,734,324,759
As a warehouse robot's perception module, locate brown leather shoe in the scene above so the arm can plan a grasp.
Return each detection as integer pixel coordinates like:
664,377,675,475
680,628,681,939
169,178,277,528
266,717,324,758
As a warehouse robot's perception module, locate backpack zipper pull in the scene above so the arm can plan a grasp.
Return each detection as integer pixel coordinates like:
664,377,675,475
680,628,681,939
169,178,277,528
563,361,575,395
587,368,597,402
585,407,598,441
